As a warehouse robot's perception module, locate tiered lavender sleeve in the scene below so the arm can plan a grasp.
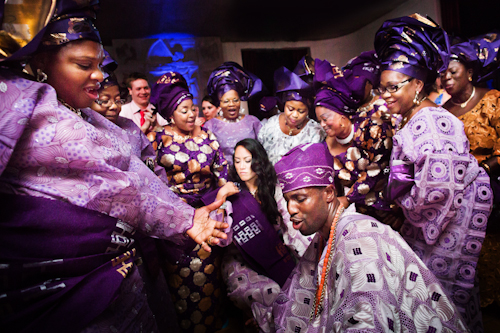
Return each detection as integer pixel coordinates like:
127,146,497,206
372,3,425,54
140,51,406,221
0,71,194,242
391,106,492,331
273,210,468,333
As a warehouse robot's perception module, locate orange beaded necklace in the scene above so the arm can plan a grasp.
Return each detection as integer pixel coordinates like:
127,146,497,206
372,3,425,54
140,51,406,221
310,205,345,319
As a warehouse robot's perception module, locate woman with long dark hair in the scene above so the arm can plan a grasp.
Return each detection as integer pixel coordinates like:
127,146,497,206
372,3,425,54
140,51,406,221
221,138,310,332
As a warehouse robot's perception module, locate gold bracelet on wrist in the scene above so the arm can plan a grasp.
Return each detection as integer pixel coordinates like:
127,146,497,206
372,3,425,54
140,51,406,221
481,162,491,174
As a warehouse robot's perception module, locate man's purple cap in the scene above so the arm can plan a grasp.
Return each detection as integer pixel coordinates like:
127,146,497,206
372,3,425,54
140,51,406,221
450,31,500,83
275,143,334,194
150,72,192,120
260,96,280,112
274,66,313,109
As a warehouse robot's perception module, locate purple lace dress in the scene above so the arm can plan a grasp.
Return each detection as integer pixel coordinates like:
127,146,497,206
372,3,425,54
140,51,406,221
204,115,262,169
390,106,493,331
273,207,468,332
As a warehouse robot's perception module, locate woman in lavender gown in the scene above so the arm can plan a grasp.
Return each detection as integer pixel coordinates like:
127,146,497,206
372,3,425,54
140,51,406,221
375,13,493,331
221,139,310,332
0,2,226,332
204,62,263,169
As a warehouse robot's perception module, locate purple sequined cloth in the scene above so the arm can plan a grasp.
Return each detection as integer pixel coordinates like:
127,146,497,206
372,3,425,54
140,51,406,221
391,106,493,331
273,208,468,332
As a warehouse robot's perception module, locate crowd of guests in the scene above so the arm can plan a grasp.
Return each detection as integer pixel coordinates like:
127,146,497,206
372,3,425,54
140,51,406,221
1,2,500,332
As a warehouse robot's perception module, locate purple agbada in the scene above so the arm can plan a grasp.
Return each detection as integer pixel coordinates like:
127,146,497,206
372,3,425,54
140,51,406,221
374,13,450,84
207,61,263,106
450,30,500,83
389,106,493,331
150,72,193,120
273,208,468,333
272,143,467,332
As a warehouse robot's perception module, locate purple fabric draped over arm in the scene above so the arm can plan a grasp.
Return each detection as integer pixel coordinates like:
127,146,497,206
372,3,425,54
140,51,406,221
0,70,195,242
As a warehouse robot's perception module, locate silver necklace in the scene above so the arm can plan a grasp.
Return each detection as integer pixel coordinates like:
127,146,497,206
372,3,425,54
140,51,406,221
451,86,475,108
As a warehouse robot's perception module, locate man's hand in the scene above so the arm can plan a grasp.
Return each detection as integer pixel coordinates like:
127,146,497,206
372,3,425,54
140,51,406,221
187,199,229,252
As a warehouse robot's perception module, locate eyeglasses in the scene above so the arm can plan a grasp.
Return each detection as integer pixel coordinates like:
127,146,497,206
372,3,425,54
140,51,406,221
377,78,413,95
220,98,240,105
95,99,126,107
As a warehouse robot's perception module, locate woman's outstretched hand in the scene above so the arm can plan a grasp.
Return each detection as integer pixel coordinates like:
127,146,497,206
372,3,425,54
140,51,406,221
187,199,229,252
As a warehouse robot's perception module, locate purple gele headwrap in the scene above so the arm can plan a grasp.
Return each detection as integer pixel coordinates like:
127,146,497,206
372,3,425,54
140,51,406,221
99,50,118,90
374,13,450,85
293,55,315,85
150,72,193,120
313,58,358,116
274,66,313,110
260,96,280,112
207,61,263,106
275,143,334,194
342,50,381,102
450,31,500,83
1,0,101,64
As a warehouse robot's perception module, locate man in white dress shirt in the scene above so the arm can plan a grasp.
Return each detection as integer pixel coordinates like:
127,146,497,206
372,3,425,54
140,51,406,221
119,72,168,133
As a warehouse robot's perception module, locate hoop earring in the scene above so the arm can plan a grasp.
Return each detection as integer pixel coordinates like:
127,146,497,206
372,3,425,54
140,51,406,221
36,69,48,83
413,90,422,106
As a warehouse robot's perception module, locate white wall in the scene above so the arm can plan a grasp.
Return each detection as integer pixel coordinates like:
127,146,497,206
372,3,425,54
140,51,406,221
222,0,440,67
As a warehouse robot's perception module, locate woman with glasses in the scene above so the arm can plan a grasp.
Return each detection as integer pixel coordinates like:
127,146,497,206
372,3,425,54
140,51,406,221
375,14,493,331
204,62,263,169
90,53,167,182
314,54,403,229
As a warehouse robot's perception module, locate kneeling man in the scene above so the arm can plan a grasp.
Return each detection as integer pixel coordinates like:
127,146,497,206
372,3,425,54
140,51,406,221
273,143,468,333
